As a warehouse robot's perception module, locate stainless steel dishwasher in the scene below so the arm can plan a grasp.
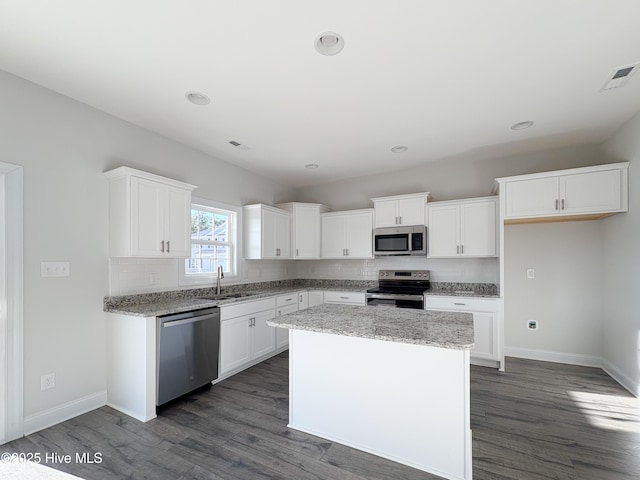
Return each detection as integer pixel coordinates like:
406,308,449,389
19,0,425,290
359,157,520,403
157,307,220,406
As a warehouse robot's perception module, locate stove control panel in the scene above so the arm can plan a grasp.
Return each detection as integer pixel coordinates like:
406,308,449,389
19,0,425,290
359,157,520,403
378,270,430,280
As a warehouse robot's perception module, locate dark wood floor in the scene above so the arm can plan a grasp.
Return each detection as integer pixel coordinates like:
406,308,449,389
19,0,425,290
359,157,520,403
4,354,640,479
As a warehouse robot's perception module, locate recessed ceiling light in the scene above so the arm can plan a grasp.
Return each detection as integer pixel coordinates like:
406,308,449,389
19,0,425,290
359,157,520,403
315,32,344,56
391,145,408,153
510,121,534,130
185,91,210,106
305,163,319,169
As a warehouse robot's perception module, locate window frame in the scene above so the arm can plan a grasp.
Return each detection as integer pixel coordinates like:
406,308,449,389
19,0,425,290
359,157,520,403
179,197,242,287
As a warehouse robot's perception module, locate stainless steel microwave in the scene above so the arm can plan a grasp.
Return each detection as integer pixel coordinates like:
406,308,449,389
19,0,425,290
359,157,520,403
373,226,427,256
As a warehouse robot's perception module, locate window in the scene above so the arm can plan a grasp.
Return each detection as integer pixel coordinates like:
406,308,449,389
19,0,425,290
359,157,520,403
183,200,238,281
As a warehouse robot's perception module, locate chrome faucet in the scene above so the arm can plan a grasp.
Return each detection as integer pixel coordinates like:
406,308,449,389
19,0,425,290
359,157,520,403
216,265,224,295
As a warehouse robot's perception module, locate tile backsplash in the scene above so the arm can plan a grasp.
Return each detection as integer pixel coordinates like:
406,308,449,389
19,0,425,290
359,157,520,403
109,257,297,295
110,256,498,295
295,257,499,283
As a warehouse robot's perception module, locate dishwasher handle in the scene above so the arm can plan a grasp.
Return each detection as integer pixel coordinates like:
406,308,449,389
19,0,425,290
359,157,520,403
161,315,216,328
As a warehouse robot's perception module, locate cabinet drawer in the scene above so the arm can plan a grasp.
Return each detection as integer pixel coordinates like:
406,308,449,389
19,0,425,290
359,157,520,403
276,293,298,307
220,297,276,320
323,291,365,305
276,303,298,317
425,296,499,312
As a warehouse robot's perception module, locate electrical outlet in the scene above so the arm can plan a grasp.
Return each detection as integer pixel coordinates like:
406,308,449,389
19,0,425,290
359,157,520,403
41,262,70,277
527,320,538,331
41,372,55,391
526,268,535,279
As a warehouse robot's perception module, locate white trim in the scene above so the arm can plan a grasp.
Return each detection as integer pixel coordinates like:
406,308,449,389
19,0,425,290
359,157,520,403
23,391,107,436
505,346,603,368
602,359,639,398
0,162,23,444
179,197,243,287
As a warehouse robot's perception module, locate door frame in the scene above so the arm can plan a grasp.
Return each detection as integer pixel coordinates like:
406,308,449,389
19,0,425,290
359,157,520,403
0,162,24,444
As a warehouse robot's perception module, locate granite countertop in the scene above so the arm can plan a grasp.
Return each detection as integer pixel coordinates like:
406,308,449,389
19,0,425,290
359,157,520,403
103,279,500,317
267,304,474,350
103,280,374,317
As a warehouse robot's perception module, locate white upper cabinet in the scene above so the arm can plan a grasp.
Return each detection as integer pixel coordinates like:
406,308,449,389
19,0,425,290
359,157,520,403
244,204,291,259
428,197,497,258
371,192,430,227
104,167,195,258
321,209,373,259
497,163,629,222
276,203,330,259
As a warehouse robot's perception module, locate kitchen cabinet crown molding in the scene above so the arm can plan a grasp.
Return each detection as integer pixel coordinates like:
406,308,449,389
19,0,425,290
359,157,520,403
427,195,498,207
103,166,196,191
370,192,431,203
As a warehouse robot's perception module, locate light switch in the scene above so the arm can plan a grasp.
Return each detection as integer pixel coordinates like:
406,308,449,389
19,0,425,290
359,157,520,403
526,268,535,279
41,262,70,277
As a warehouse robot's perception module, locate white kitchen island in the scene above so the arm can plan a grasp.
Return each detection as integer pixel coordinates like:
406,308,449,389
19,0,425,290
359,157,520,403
268,304,474,480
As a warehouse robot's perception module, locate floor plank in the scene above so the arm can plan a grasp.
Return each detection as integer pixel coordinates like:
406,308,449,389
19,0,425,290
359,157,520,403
3,353,639,480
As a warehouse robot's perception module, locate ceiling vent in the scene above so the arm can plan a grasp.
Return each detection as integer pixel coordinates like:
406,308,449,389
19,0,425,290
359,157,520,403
600,63,639,91
229,140,250,151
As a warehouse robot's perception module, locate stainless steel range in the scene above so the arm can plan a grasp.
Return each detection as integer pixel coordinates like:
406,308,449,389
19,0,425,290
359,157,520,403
365,269,431,309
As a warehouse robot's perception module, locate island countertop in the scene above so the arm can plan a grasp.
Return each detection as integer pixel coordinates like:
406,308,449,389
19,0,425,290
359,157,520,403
267,304,474,350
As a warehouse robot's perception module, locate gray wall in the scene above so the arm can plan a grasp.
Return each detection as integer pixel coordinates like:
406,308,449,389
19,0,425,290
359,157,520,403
601,111,640,395
0,69,294,419
504,221,604,362
294,143,607,210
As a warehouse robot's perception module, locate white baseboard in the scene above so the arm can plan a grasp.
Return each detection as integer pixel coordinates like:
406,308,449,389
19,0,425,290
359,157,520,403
23,391,107,436
602,359,639,398
504,346,602,368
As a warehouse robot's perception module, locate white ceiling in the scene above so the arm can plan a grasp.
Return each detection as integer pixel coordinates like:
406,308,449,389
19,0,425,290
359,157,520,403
1,1,640,187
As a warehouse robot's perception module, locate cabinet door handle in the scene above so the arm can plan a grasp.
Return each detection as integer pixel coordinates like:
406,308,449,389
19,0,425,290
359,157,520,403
399,216,402,224
457,245,460,254
340,296,349,300
561,199,565,210
299,294,303,302
454,302,466,306
555,199,559,211
161,240,165,253
296,248,299,257
166,241,170,253
460,245,464,254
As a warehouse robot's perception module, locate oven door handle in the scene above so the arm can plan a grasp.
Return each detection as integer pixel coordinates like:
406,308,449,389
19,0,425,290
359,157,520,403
366,293,425,301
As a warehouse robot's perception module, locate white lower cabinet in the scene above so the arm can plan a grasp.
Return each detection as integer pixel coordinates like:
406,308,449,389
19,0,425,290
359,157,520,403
323,291,366,305
424,296,503,369
275,293,300,349
308,290,324,307
220,298,276,375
